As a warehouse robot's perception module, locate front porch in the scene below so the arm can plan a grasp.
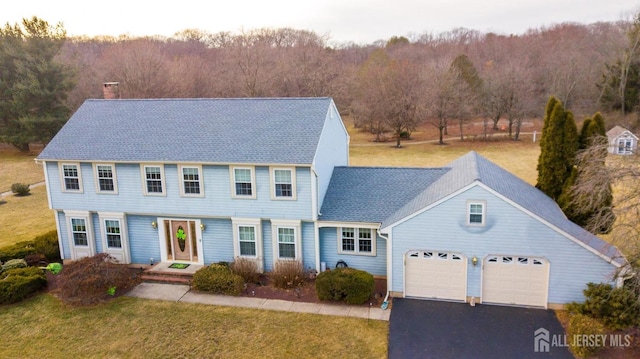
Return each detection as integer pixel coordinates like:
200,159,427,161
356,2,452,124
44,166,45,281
140,262,205,285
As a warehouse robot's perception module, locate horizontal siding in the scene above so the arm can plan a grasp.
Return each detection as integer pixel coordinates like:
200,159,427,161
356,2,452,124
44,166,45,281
127,215,162,264
46,162,313,220
391,185,618,304
262,220,273,272
302,222,317,271
313,104,349,210
319,227,387,276
201,218,234,264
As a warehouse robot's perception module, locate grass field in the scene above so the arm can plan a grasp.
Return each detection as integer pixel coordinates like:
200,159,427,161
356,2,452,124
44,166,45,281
0,186,56,247
347,117,541,185
0,294,388,358
0,146,44,192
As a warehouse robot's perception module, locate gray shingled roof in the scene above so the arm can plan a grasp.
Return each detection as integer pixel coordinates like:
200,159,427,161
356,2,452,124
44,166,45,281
606,125,638,140
321,151,624,265
37,98,333,164
319,167,450,223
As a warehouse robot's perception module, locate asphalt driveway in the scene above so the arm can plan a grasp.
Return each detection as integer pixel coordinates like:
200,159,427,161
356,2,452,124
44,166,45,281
388,298,574,358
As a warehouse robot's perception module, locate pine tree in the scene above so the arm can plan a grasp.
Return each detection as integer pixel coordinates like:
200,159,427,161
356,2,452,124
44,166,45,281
536,97,578,201
0,17,74,150
559,113,615,233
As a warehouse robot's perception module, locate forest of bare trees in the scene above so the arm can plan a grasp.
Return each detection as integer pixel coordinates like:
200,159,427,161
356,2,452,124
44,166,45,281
42,18,640,141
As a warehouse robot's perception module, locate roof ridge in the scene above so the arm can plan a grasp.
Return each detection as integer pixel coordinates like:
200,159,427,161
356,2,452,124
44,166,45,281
86,97,333,102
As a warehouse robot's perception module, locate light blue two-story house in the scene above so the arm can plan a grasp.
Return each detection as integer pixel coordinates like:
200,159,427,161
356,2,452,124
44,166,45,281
37,97,625,309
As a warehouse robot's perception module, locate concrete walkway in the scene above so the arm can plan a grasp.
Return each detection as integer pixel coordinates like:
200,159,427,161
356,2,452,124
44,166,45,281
126,282,390,321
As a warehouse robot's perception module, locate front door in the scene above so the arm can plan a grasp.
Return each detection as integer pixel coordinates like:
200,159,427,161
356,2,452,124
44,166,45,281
171,220,192,261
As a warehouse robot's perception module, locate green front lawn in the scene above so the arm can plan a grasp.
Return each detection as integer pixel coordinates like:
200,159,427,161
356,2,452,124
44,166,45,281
0,294,388,358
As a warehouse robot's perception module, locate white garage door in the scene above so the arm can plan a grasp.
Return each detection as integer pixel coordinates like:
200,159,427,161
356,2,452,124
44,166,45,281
482,255,549,308
405,250,467,301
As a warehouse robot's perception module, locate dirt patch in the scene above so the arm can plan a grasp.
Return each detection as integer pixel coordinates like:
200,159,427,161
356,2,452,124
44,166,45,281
240,275,388,307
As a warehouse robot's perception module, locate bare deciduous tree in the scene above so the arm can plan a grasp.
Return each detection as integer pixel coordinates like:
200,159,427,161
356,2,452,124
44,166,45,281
570,140,639,292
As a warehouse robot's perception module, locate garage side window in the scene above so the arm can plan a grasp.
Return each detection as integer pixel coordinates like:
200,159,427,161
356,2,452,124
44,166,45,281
338,227,376,256
467,200,486,226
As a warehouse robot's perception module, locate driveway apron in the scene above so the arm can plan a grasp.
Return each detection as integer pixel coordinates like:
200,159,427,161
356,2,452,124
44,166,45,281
388,298,574,358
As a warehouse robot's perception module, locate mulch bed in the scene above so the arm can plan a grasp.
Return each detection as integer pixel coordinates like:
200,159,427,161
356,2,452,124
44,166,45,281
240,275,388,307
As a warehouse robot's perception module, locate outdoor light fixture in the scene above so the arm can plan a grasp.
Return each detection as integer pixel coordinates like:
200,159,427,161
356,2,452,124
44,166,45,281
151,221,157,229
472,256,478,266
200,223,206,231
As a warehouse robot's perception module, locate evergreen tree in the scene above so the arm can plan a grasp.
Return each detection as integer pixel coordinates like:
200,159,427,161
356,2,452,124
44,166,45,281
578,117,592,149
536,97,578,201
560,114,615,233
0,17,74,151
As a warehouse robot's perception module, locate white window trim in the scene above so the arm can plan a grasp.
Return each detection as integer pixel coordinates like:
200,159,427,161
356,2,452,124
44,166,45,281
232,218,264,271
140,164,166,196
230,166,256,199
178,164,204,197
467,200,487,226
64,210,95,259
93,163,118,194
271,219,302,261
59,162,83,193
98,212,130,263
337,227,377,256
617,138,633,154
270,167,297,200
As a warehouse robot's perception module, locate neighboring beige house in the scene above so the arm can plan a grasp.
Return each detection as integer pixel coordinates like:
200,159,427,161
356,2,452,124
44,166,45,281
607,125,638,155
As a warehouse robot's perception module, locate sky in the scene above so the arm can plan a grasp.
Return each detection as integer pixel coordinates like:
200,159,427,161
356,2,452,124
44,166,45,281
2,0,639,44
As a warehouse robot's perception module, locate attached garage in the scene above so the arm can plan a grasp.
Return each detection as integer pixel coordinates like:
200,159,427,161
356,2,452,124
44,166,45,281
405,250,467,301
482,255,549,308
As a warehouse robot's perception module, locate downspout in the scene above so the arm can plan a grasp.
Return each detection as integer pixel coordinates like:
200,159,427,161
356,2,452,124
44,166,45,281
378,229,392,296
311,167,321,272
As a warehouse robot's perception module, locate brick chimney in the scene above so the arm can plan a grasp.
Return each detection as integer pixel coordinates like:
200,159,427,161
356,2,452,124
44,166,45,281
103,82,120,99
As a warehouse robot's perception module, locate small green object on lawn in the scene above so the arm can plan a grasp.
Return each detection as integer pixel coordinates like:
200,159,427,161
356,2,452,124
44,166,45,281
46,262,62,275
169,263,190,269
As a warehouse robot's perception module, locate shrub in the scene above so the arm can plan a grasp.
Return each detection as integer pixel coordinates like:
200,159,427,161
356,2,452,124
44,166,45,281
2,258,28,272
10,183,30,196
0,241,36,262
192,264,244,296
0,231,60,263
270,260,306,289
0,267,47,305
25,253,47,267
56,253,140,306
230,257,260,284
566,313,607,358
568,282,640,330
32,230,61,262
316,267,375,305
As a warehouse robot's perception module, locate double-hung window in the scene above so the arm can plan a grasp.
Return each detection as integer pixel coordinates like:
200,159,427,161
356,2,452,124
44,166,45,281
339,227,375,255
142,165,165,195
238,225,257,256
180,165,203,196
271,168,295,199
71,218,88,246
277,227,296,259
104,219,122,248
232,218,263,271
61,163,82,192
467,201,486,226
232,167,255,198
271,220,301,260
95,164,117,193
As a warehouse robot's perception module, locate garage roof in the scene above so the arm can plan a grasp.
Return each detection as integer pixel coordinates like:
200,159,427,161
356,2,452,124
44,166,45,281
321,151,625,266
